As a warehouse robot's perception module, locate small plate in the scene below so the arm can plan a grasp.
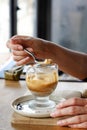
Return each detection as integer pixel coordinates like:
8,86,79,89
11,95,55,118
11,90,81,118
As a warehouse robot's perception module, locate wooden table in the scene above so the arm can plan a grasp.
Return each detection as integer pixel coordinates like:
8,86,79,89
0,53,87,130
0,78,87,130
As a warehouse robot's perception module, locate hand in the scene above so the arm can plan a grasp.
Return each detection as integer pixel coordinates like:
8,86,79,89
6,35,48,65
50,97,87,128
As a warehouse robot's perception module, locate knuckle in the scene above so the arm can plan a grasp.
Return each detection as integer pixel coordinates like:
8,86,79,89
6,40,10,48
63,120,69,125
76,116,82,123
13,57,17,61
70,106,77,115
71,97,79,105
13,56,18,61
12,50,16,55
83,122,87,128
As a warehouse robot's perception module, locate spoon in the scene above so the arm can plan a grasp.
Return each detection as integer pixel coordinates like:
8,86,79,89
24,48,45,63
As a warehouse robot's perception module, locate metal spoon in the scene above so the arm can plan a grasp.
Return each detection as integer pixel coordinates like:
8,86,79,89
24,48,44,63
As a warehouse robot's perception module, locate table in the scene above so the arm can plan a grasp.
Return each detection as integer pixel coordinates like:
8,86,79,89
0,52,87,130
0,79,87,130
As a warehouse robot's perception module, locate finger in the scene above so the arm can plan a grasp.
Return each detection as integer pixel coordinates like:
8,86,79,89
57,114,87,127
11,35,30,39
56,97,87,108
12,50,28,57
13,52,34,63
69,122,87,128
51,106,87,117
15,57,30,66
7,42,23,50
10,35,33,48
6,38,23,50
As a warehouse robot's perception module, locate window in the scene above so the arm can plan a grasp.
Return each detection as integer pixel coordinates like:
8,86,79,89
0,0,10,53
17,0,36,36
51,0,87,53
0,0,36,53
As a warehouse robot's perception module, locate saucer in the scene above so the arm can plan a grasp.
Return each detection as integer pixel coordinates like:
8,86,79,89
11,95,56,118
11,90,81,118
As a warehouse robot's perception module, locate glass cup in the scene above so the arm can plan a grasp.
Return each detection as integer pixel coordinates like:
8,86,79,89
26,63,58,112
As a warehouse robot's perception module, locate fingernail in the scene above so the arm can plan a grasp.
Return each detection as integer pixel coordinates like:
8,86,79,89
57,121,64,126
50,112,56,117
18,45,23,50
56,104,62,108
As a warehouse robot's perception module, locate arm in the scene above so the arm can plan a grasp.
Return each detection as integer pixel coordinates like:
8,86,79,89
6,35,87,80
45,41,87,80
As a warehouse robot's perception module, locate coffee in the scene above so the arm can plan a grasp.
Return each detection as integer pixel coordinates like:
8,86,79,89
26,66,58,97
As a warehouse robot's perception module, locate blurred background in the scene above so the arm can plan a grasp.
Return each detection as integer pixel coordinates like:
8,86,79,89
0,0,87,53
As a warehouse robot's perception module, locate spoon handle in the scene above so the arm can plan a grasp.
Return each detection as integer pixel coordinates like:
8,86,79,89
24,48,35,61
24,48,44,63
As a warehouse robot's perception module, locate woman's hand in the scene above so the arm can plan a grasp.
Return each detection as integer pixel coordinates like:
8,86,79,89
6,35,48,65
50,97,87,128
